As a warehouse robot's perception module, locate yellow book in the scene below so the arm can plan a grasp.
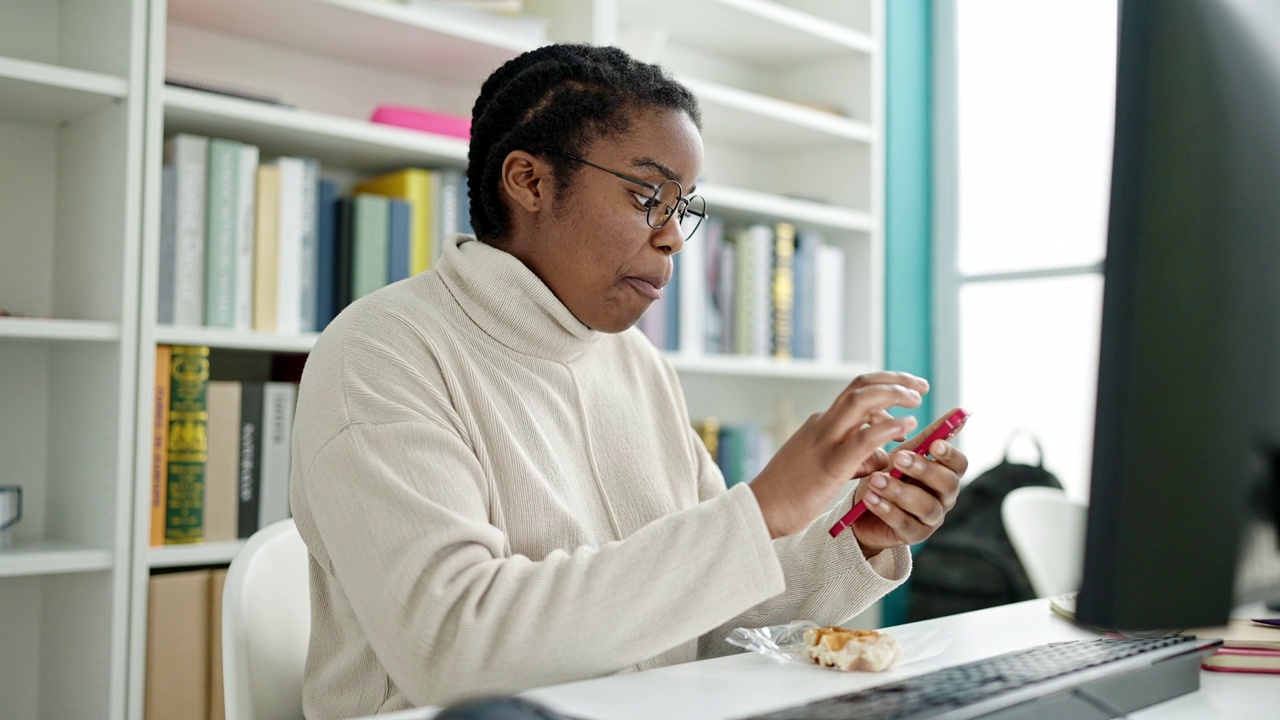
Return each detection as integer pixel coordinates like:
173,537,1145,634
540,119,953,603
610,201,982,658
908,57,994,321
150,345,172,547
253,164,281,332
356,168,433,273
772,222,796,359
166,345,210,544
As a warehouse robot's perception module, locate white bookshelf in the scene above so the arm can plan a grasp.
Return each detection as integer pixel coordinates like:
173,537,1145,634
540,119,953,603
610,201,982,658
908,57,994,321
0,318,122,343
0,0,889,717
0,0,146,717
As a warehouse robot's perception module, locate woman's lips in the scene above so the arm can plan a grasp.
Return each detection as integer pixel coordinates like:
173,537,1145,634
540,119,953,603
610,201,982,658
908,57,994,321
624,276,663,299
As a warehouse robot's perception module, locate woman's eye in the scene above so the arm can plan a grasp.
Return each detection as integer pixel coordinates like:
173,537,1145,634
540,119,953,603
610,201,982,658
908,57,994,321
631,192,657,209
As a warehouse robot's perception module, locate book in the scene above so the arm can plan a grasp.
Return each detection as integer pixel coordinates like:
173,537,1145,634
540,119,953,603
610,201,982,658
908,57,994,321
275,157,308,335
145,570,213,720
772,222,796,359
204,381,242,543
157,165,177,324
204,137,242,328
163,134,209,327
257,382,298,529
252,164,281,332
349,193,391,300
1185,618,1280,650
165,74,290,106
165,346,211,544
315,179,340,331
209,568,229,720
356,169,433,274
237,382,264,539
233,143,260,331
369,104,471,140
297,158,321,332
387,198,412,284
150,345,172,547
1202,646,1280,673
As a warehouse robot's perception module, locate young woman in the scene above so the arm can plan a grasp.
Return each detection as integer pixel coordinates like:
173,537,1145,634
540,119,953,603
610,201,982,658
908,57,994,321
290,44,968,718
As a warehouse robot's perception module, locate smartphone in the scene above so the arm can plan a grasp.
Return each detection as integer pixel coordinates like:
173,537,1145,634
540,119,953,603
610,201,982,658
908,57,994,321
828,407,971,538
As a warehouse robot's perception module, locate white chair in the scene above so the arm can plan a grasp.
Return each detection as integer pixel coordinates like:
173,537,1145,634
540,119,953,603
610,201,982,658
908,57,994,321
1002,486,1088,598
223,518,311,720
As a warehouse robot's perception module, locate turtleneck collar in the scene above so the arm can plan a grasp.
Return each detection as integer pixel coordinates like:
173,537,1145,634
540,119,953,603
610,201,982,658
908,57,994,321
436,235,602,363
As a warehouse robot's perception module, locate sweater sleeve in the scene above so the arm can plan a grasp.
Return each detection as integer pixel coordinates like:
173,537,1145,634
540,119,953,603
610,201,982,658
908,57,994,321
298,419,787,706
685,430,912,660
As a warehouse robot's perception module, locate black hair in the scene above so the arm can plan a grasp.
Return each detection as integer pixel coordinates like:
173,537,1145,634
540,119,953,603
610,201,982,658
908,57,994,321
466,44,702,242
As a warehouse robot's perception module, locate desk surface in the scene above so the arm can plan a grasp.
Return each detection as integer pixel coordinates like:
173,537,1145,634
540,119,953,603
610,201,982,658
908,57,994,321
379,599,1279,720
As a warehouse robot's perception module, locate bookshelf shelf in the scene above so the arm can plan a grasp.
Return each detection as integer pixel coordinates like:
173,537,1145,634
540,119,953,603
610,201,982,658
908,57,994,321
0,318,121,344
163,86,469,171
700,184,874,233
167,0,534,84
147,540,245,569
0,540,114,578
684,76,874,147
0,55,129,125
622,0,875,65
666,353,874,381
154,325,320,353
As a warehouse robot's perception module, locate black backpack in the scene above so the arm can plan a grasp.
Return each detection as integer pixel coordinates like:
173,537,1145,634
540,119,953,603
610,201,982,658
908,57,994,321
906,442,1063,622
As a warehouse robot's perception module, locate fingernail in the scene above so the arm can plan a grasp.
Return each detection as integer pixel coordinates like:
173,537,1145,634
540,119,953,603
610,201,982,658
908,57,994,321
865,492,881,506
871,474,888,489
932,441,947,457
895,452,914,469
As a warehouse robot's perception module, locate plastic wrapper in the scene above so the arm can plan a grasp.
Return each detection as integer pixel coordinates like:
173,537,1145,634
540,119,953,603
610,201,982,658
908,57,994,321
726,621,953,671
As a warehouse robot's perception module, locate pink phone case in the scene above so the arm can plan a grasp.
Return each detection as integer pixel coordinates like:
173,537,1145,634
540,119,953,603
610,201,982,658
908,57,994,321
828,408,971,538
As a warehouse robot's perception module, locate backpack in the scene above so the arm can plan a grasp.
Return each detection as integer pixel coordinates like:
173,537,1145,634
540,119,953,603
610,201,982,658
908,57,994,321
906,440,1063,622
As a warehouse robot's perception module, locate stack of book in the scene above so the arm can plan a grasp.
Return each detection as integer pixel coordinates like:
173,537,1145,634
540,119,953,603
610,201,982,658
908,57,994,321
638,216,847,364
160,134,471,335
1191,618,1280,674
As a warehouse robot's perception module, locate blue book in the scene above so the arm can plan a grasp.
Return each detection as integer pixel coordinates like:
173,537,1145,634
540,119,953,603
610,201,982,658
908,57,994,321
387,198,411,283
315,179,339,330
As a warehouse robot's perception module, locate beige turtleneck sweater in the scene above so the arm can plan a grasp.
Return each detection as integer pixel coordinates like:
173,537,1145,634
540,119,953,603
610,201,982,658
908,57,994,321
290,236,910,718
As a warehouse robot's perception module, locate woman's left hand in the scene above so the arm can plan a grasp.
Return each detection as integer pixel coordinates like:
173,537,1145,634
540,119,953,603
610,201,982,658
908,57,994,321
851,437,969,558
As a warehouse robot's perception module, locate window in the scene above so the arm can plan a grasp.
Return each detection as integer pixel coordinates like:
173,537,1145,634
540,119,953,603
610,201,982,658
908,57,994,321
934,0,1119,499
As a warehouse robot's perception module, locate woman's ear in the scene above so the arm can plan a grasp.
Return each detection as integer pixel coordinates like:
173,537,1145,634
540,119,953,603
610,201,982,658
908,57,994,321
500,150,551,216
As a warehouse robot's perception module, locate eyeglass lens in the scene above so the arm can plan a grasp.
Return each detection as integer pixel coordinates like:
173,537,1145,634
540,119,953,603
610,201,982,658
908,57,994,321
647,180,706,238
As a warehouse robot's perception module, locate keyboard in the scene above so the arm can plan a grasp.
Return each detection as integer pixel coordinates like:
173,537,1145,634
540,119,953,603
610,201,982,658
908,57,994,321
742,636,1216,720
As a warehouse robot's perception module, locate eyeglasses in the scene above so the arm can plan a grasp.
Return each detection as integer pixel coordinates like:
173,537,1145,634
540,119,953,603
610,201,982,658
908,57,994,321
541,148,707,238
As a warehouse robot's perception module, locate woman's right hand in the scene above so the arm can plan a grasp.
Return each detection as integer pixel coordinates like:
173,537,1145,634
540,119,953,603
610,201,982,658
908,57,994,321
747,372,928,540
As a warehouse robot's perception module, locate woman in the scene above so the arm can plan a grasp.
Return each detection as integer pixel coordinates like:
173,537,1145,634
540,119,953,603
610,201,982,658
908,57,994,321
291,44,968,718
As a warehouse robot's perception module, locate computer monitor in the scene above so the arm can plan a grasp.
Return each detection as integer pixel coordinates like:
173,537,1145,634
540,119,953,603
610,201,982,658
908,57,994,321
1078,0,1280,631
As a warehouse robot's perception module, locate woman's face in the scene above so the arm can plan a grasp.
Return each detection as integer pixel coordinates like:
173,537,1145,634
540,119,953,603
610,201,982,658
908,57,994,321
504,108,704,333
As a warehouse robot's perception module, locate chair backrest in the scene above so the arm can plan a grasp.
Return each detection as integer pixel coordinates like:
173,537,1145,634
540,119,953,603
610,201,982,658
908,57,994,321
1001,486,1088,598
222,518,310,720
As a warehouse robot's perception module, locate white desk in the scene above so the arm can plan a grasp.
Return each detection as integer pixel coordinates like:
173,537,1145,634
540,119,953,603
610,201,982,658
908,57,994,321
377,599,1279,720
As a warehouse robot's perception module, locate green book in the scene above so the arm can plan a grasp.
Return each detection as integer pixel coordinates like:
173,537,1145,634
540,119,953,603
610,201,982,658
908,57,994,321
351,193,390,300
204,138,241,327
165,345,210,543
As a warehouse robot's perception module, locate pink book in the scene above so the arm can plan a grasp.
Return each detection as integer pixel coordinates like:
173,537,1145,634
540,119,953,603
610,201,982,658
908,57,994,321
370,104,471,140
1201,646,1280,674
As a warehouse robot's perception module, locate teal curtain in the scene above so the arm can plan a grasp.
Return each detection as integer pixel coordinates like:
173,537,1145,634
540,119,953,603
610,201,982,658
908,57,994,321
883,0,933,627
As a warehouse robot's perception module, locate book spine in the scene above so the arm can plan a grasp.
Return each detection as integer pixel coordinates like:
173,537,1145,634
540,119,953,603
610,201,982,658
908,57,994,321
144,570,212,719
298,159,320,332
203,381,241,543
150,345,172,547
233,144,259,331
252,164,281,332
157,165,177,324
165,345,210,544
164,134,208,326
772,223,796,359
352,194,390,300
275,157,305,335
204,138,241,328
315,179,339,331
748,224,773,357
814,244,846,364
257,382,297,528
236,381,264,539
387,198,412,284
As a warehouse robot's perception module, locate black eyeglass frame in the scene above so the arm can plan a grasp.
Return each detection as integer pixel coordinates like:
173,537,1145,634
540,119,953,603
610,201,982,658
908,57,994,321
540,147,707,237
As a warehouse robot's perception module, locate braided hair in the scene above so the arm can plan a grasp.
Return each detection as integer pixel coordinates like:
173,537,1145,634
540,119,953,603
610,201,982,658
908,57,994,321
467,44,702,242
